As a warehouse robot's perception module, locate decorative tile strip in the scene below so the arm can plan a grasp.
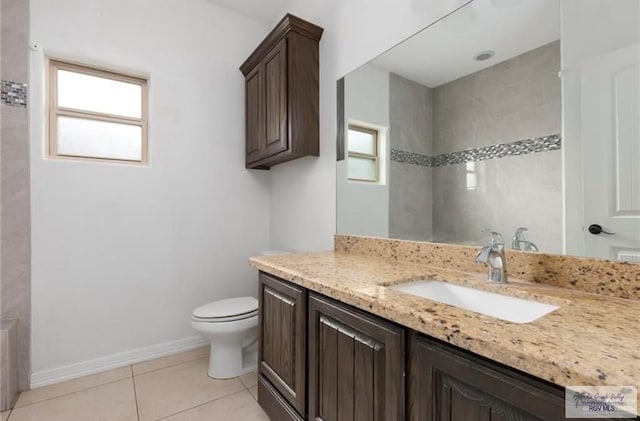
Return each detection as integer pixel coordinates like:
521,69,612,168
390,134,561,168
389,149,433,166
1,80,28,108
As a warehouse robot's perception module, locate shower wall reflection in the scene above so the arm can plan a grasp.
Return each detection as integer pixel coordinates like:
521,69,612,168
342,41,563,253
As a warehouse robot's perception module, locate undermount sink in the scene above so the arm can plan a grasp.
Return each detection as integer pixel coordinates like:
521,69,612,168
389,280,559,324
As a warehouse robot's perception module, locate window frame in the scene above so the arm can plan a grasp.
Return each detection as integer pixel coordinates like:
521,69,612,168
347,124,379,182
48,59,149,165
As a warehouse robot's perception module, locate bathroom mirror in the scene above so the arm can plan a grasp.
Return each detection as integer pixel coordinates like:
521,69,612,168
336,0,640,261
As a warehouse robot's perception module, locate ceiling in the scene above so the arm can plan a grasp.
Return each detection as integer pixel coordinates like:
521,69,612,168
370,0,561,87
203,0,288,24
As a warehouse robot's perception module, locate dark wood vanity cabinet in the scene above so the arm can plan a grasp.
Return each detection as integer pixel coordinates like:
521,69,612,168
307,293,405,421
257,272,587,421
240,14,323,169
258,273,307,419
407,334,568,421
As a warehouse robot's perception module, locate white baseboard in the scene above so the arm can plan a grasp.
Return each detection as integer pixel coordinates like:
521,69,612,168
30,335,209,389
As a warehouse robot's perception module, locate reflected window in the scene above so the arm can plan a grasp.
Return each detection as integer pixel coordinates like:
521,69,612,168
48,60,148,164
466,161,478,190
347,125,379,182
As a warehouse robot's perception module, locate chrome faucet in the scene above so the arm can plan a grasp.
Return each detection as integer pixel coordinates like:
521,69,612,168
476,231,508,283
511,227,539,252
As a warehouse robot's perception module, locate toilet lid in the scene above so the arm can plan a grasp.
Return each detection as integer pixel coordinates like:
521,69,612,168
192,297,258,320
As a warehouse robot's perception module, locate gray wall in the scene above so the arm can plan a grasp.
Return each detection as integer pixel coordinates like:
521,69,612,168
432,41,562,252
339,41,563,253
338,64,390,238
388,73,434,241
433,41,561,153
1,0,31,394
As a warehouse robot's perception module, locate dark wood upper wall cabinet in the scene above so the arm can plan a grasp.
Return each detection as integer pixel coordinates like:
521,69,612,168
240,14,323,169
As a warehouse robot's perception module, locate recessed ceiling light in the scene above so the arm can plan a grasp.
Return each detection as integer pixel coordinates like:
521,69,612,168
474,50,495,61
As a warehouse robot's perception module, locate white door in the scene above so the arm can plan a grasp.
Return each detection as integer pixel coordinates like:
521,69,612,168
581,44,640,261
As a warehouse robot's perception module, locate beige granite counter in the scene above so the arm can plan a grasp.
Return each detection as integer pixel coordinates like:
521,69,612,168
335,234,640,300
250,251,640,397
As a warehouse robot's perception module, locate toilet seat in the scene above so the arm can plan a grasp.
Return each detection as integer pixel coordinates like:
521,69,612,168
192,297,258,323
192,310,258,323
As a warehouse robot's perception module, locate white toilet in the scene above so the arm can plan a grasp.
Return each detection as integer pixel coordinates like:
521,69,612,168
191,250,289,379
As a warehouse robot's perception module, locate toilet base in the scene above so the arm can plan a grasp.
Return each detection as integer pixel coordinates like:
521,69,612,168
207,341,257,379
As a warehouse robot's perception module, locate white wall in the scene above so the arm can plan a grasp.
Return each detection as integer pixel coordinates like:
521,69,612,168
27,0,474,384
29,0,270,383
337,64,389,237
269,0,470,251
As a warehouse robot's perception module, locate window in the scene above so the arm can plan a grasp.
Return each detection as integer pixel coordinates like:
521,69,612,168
466,161,478,190
347,125,379,182
49,60,148,164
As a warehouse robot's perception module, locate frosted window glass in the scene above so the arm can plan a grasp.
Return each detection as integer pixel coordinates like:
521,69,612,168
348,129,376,155
57,116,142,161
57,70,142,118
466,162,478,190
348,157,377,181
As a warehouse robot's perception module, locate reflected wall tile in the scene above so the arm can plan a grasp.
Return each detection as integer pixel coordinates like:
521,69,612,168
518,98,561,140
517,41,561,84
430,149,562,253
1,0,29,83
543,150,562,187
1,0,31,393
389,161,432,240
434,72,476,111
389,74,434,240
434,41,560,155
474,112,520,147
474,58,520,88
389,73,433,156
475,83,521,120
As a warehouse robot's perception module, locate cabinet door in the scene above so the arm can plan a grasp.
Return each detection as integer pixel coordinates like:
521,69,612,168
308,293,404,421
408,334,567,421
262,38,288,158
245,64,265,165
258,272,306,416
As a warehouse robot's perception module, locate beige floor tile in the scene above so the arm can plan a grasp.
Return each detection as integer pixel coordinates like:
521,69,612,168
248,386,258,400
133,346,208,376
135,357,244,421
15,366,131,408
9,379,137,421
1,410,10,421
238,371,257,389
162,389,269,421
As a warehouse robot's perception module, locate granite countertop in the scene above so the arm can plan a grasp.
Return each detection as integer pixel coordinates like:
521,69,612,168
249,251,640,394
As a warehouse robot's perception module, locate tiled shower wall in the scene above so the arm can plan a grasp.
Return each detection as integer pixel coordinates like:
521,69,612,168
388,41,562,253
1,0,31,396
388,73,434,241
432,41,562,252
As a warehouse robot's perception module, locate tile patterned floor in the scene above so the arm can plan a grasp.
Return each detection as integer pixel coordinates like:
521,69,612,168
1,347,268,421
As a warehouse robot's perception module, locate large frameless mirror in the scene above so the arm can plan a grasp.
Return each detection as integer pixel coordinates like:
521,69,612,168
336,0,640,262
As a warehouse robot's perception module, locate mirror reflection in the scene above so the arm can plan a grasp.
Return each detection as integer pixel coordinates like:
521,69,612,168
336,0,640,261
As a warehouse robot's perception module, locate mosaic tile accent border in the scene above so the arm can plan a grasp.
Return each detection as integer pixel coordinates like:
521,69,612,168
1,80,28,108
390,134,561,168
390,149,434,166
